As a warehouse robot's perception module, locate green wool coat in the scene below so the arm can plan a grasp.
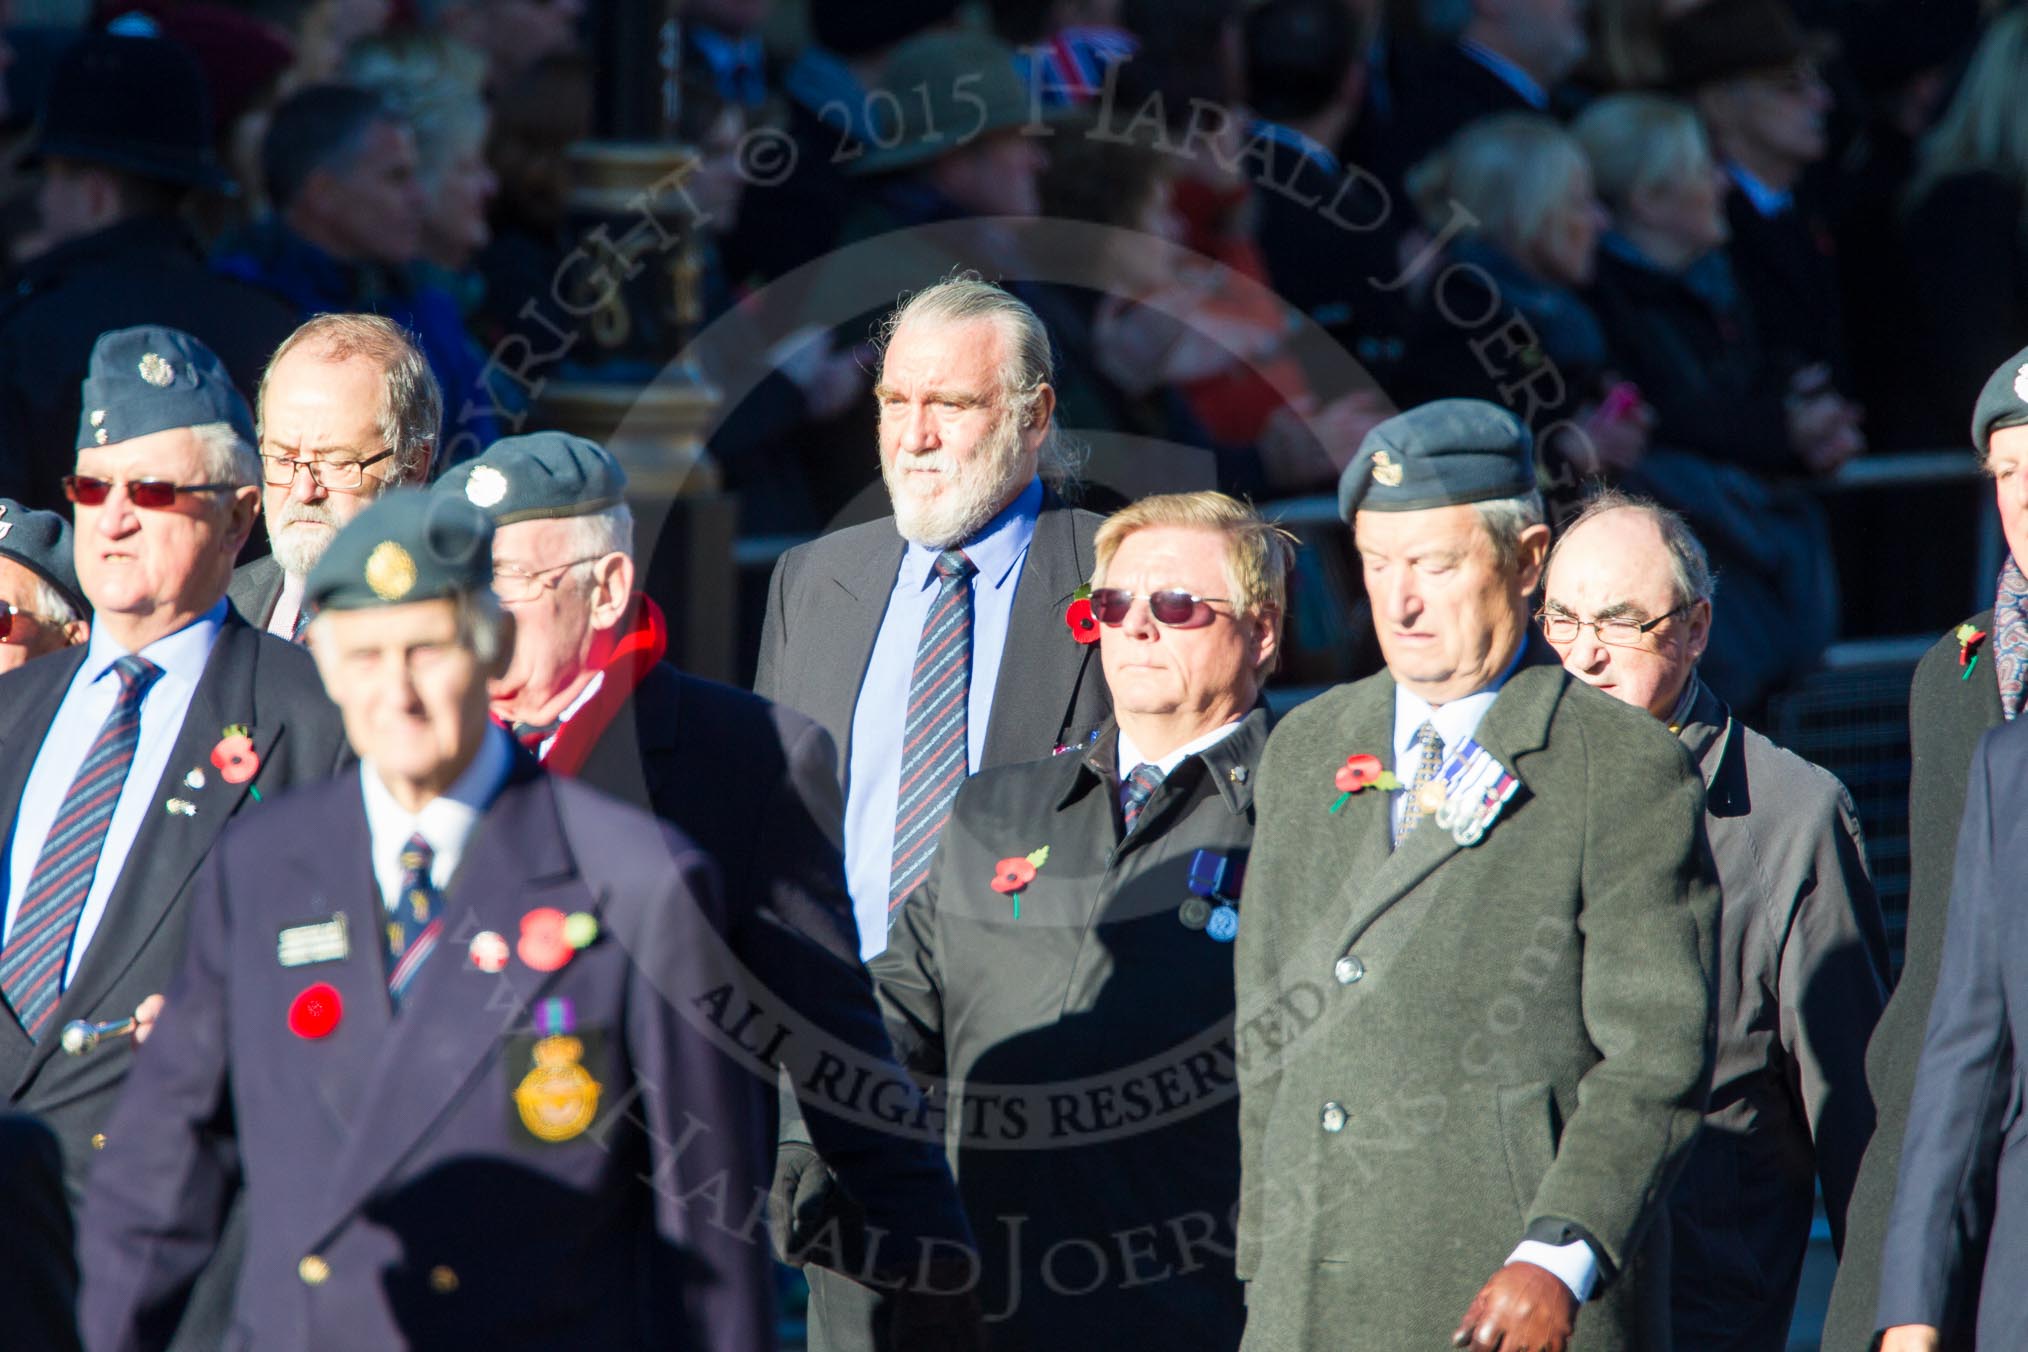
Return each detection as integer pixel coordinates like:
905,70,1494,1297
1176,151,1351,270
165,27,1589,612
1234,639,1719,1351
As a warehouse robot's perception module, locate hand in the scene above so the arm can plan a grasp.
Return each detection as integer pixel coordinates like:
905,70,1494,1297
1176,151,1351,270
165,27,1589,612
1787,390,1865,474
765,1140,839,1265
1880,1326,1941,1352
1567,397,1652,475
1452,1261,1578,1352
132,994,165,1046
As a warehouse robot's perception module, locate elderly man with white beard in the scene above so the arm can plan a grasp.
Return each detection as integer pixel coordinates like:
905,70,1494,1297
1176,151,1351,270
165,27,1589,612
227,313,440,638
757,275,1111,961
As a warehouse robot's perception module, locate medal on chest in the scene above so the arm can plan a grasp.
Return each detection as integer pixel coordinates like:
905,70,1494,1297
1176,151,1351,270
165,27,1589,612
1424,737,1520,847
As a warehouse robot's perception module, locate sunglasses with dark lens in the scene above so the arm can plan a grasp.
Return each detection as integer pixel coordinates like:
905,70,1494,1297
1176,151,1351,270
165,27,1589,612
1089,587,1233,629
63,475,239,509
0,603,30,641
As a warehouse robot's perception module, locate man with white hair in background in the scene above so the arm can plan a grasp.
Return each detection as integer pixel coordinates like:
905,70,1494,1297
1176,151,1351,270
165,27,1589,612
1541,489,1887,1351
229,312,441,639
0,327,348,1204
757,275,1111,959
0,498,90,672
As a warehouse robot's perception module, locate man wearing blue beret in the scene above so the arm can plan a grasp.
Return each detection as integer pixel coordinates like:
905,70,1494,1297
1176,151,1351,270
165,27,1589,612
1234,399,1718,1352
79,490,776,1352
0,497,91,673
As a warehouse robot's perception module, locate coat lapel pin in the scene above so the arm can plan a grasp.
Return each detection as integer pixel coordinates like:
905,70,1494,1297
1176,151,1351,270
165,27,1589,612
1957,622,1988,680
469,930,509,973
516,908,599,972
211,724,262,800
989,846,1051,919
1063,585,1099,645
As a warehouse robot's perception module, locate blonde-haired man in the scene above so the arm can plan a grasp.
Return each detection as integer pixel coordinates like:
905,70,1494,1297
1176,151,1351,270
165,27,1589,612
793,491,1288,1352
229,312,442,640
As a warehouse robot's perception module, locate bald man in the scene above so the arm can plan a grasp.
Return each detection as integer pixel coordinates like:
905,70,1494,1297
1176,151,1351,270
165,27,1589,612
1542,490,1887,1352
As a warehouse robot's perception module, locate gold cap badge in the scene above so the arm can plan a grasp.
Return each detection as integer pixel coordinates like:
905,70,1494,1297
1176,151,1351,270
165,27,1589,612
138,353,175,387
1371,449,1404,487
464,464,508,509
364,540,417,601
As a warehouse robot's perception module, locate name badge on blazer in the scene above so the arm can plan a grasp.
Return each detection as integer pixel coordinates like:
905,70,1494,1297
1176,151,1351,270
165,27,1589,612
277,913,350,968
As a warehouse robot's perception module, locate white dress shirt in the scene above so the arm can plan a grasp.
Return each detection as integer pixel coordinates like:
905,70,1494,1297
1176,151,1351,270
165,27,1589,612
1115,719,1246,783
359,722,513,910
266,568,306,640
1390,643,1598,1303
3,600,226,988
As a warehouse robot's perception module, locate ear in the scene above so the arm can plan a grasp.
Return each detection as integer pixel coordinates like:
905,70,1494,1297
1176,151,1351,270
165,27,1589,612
1028,383,1057,434
1512,522,1554,595
1251,606,1281,674
587,551,635,631
224,484,262,554
62,617,90,648
1683,597,1712,665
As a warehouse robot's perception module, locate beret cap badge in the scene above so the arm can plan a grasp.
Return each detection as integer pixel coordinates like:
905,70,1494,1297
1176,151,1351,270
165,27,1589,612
364,541,418,601
89,410,105,427
464,464,508,509
1370,449,1404,487
2014,363,2028,405
137,353,175,387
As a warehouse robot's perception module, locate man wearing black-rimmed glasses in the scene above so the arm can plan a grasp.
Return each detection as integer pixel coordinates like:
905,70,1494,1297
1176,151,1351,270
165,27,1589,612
229,313,441,641
0,326,348,1345
1542,488,1886,1352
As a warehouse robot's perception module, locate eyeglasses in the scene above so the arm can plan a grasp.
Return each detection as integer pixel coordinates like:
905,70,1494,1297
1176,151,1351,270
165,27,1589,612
491,555,604,603
260,449,395,492
1089,587,1234,629
1538,603,1691,649
63,475,238,509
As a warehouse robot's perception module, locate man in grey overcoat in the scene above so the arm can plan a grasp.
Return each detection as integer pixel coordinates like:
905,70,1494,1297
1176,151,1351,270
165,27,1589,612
1543,491,1888,1350
1235,401,1719,1352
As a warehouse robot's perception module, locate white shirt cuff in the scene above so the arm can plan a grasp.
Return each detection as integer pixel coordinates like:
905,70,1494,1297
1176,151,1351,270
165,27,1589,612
1505,1239,1597,1302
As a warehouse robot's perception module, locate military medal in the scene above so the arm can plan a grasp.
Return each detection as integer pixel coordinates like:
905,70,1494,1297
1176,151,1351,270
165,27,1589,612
1178,896,1212,930
1181,848,1243,936
1206,905,1239,942
164,797,196,817
513,1035,601,1142
1415,781,1446,815
183,769,206,790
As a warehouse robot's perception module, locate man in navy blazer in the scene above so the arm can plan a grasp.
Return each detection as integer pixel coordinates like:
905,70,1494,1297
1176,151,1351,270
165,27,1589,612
78,492,775,1351
1876,710,2028,1350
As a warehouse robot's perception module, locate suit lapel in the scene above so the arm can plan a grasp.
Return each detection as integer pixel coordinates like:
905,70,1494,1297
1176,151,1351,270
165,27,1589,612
830,535,904,776
1334,644,1564,952
311,768,591,1238
29,621,282,1075
0,651,90,1068
981,503,1099,767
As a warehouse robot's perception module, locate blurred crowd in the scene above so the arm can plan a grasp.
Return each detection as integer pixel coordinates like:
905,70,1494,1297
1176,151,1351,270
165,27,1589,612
0,0,2020,717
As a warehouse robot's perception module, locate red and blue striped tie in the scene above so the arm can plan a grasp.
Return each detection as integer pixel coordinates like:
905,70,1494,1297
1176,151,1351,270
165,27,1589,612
1,655,160,1037
888,549,977,924
386,833,443,1009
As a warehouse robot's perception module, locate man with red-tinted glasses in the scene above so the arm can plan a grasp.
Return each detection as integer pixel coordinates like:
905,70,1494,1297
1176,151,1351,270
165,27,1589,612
0,498,90,673
0,328,346,1249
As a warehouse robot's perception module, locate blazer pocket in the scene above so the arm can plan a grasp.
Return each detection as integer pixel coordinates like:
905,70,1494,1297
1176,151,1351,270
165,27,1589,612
1495,1081,1558,1220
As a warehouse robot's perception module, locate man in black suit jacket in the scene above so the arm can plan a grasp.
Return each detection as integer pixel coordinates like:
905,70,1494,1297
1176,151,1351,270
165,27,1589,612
437,433,982,1338
227,314,440,638
756,278,1111,962
0,327,348,1198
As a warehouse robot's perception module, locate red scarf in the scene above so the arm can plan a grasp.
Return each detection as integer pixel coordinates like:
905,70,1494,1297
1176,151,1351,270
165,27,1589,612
514,595,669,778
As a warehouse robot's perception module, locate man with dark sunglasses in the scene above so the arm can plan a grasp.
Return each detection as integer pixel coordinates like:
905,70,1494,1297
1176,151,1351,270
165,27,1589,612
1235,401,1718,1352
0,325,348,1345
0,498,90,673
1543,490,1886,1352
228,313,441,643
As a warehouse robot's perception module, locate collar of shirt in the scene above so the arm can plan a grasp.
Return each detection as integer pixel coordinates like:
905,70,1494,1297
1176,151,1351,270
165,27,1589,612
1725,160,1792,218
268,568,306,639
1457,38,1548,110
1116,719,1247,782
537,670,606,757
900,475,1043,594
1252,118,1340,177
359,722,514,904
1392,639,1529,770
81,596,227,689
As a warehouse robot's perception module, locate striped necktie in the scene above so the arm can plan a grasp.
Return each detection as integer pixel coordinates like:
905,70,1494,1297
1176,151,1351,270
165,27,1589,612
1,655,161,1037
1394,721,1445,849
385,833,444,1009
1120,763,1165,833
889,549,978,924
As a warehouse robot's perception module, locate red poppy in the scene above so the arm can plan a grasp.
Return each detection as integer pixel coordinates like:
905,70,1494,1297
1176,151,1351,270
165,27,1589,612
288,983,343,1039
211,734,259,785
990,857,1038,893
1334,754,1384,793
1961,629,1989,666
1064,597,1099,644
518,907,572,972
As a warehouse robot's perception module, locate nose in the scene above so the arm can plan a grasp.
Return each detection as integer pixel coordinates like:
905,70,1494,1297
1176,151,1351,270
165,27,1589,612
1118,594,1160,641
289,463,327,502
1377,568,1419,626
95,483,141,537
892,401,939,456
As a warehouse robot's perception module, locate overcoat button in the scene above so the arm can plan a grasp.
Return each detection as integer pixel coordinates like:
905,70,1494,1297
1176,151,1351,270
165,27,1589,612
1333,955,1365,985
1320,1101,1348,1134
429,1266,459,1294
299,1255,330,1286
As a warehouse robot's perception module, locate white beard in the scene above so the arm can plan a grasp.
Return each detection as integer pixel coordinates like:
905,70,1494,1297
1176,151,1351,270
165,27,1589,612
268,507,340,578
883,412,1032,550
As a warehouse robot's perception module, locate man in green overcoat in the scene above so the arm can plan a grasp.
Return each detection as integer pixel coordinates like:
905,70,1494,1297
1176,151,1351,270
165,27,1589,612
1234,400,1719,1351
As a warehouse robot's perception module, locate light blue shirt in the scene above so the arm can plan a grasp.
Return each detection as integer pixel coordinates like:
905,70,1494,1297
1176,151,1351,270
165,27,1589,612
1458,38,1549,110
359,723,513,911
1116,720,1246,783
2,600,227,989
845,478,1043,957
1725,160,1793,218
1390,638,1597,1302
